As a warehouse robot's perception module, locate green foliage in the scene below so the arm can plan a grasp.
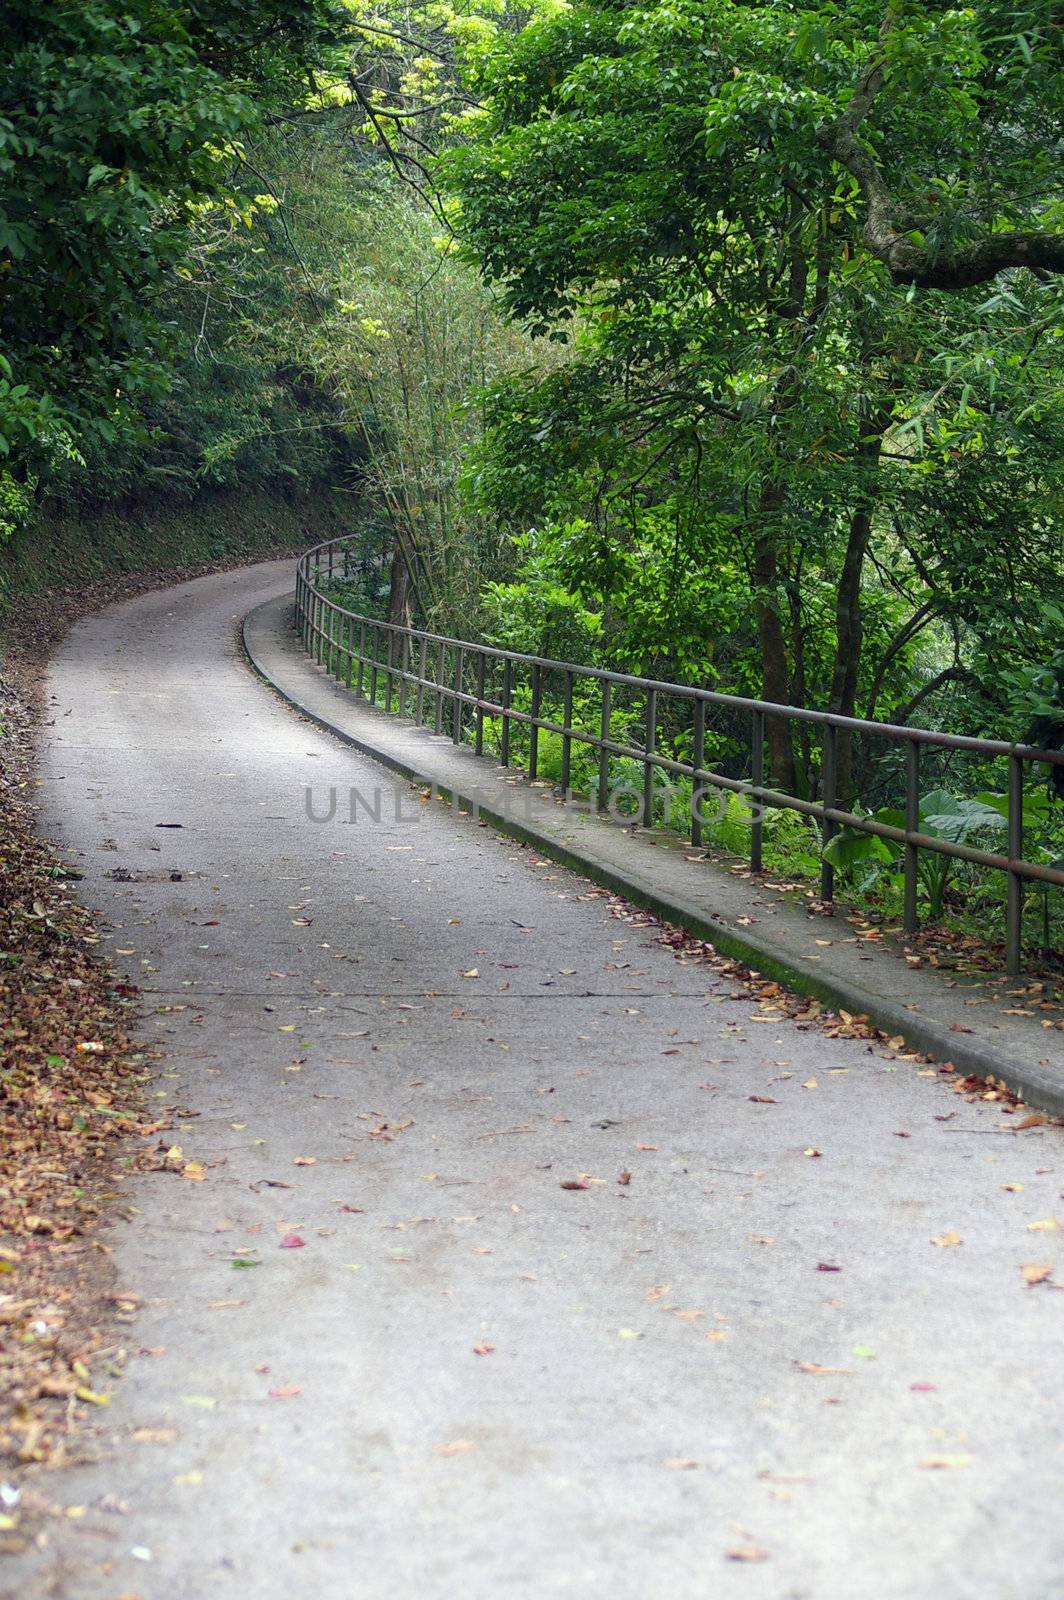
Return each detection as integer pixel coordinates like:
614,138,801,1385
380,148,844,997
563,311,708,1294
0,0,344,485
824,788,1008,917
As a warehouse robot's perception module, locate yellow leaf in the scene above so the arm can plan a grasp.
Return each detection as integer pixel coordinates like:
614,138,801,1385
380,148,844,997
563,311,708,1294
931,1230,962,1248
1026,1218,1062,1232
182,1162,207,1182
75,1387,110,1406
801,1077,818,1089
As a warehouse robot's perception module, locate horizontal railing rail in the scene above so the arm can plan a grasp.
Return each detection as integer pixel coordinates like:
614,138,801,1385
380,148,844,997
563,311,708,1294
295,537,1064,975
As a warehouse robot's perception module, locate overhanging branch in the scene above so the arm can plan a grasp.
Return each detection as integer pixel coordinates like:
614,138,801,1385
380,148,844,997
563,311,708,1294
821,7,1064,290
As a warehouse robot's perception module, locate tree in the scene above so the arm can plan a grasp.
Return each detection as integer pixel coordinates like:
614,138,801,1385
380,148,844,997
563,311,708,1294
0,0,345,503
444,0,1064,788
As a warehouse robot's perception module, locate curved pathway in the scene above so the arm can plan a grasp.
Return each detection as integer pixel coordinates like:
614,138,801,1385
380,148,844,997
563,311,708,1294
13,561,1064,1600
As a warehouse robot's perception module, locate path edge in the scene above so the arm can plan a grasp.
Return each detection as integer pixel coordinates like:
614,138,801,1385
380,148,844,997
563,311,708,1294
242,598,1064,1118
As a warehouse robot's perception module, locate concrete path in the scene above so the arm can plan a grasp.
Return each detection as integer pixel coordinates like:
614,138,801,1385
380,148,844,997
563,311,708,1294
13,561,1064,1600
245,594,1064,1111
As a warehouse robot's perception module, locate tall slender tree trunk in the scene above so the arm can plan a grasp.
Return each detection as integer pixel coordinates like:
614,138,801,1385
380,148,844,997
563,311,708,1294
826,406,888,801
387,538,412,629
753,482,797,793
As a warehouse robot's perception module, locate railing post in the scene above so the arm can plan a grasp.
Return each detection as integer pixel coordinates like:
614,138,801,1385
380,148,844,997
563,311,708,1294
691,696,706,847
750,709,765,872
529,664,542,779
642,689,657,828
399,631,409,718
820,724,837,903
500,658,512,765
385,631,395,711
475,652,486,756
1006,753,1024,976
561,669,574,794
904,740,920,936
345,614,354,689
356,621,365,700
416,636,427,724
434,643,445,735
369,625,379,706
316,597,325,666
327,542,334,582
598,680,612,811
453,648,464,745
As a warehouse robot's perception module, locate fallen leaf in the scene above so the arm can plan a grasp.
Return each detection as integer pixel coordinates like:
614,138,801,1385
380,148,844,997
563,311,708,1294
75,1387,111,1406
852,1346,877,1360
801,1078,818,1090
803,1148,822,1158
172,1471,203,1487
462,969,480,979
618,1328,643,1340
1021,1263,1054,1286
279,1234,306,1249
645,1285,671,1302
617,1170,632,1186
231,1259,259,1270
816,1262,842,1272
749,1096,778,1105
931,1231,962,1248
560,1180,590,1191
910,1382,937,1392
293,1156,316,1166
435,1439,474,1457
919,1455,971,1470
181,1395,217,1409
664,1458,700,1470
268,1385,301,1399
726,1546,769,1563
472,1342,495,1356
796,1362,851,1376
1015,1115,1047,1131
1026,1218,1062,1233
182,1162,207,1182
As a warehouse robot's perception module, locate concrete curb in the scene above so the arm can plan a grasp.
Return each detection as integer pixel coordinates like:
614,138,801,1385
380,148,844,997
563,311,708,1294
243,599,1064,1118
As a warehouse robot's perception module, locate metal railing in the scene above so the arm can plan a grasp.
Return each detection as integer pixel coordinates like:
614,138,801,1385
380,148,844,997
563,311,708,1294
296,537,1064,975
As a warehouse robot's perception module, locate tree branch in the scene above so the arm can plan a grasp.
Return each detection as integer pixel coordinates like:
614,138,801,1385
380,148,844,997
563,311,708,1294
821,6,1064,289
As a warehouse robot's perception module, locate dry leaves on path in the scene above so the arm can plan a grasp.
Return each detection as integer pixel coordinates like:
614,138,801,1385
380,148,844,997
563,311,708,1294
0,658,147,1509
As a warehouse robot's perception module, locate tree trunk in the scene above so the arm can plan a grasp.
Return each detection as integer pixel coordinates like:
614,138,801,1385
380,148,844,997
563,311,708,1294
753,484,797,794
826,408,888,802
387,538,412,630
